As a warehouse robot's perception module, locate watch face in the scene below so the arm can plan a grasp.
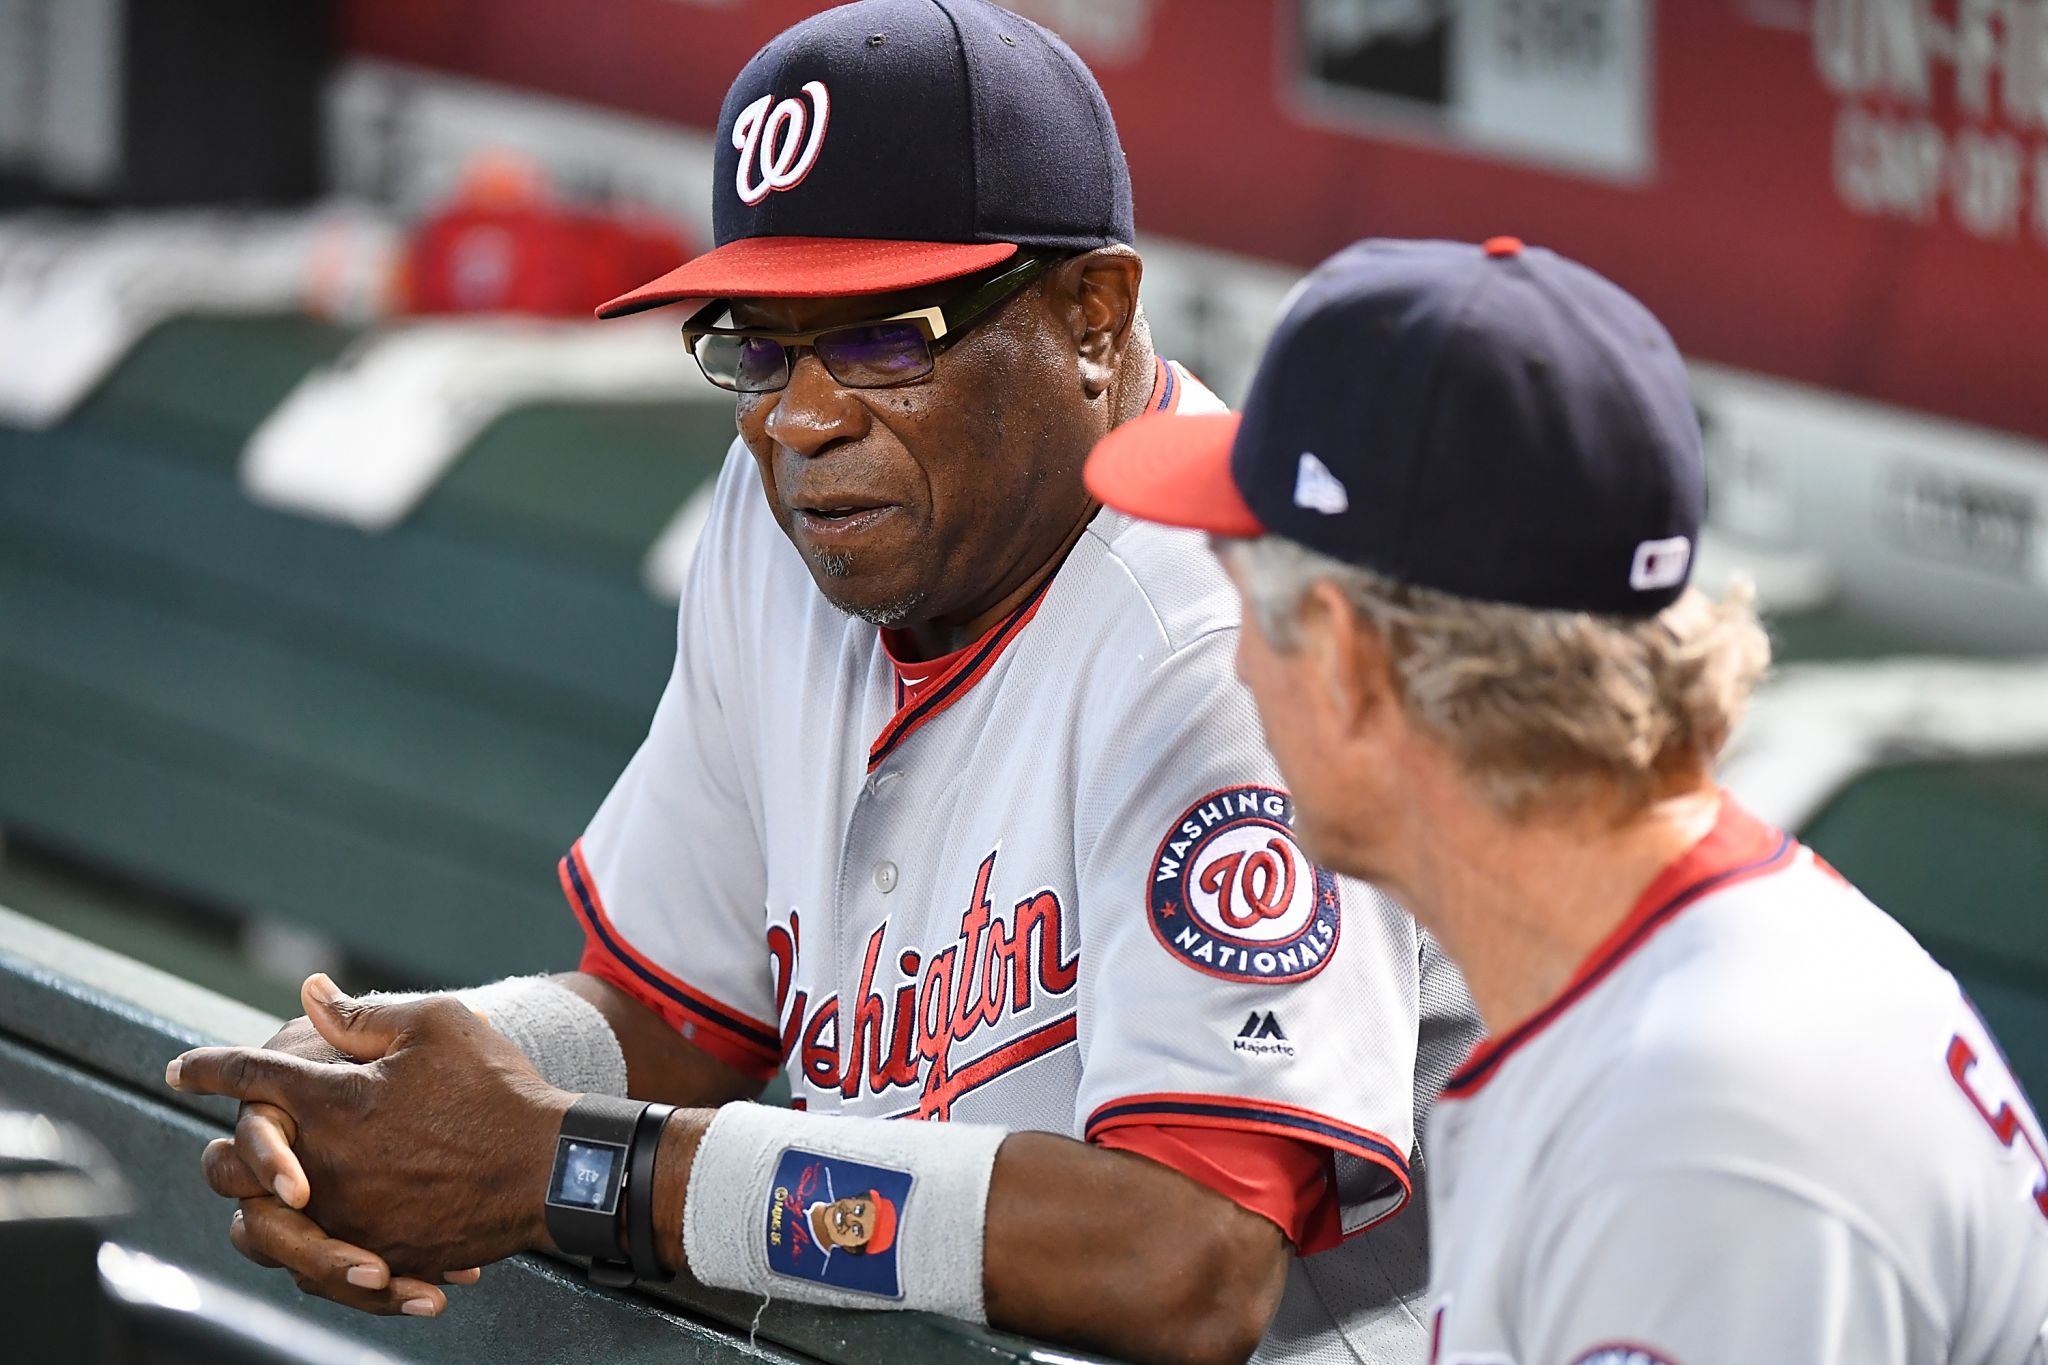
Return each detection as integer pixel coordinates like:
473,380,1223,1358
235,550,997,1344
549,1138,624,1214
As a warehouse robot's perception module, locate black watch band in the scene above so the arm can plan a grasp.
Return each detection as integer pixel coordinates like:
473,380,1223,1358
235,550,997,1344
544,1094,646,1285
627,1103,677,1283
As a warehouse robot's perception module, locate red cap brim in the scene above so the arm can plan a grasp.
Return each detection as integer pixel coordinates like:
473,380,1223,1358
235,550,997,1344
1084,411,1264,537
596,237,1020,319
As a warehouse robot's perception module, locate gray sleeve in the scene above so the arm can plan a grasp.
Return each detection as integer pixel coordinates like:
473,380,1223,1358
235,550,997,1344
1518,1168,1936,1365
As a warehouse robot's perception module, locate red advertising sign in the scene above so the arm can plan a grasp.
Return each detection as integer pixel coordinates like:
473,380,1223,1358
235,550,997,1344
339,0,2048,442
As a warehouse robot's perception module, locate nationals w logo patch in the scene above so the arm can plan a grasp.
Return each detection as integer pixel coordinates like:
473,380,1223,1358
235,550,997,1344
1149,787,1340,983
732,82,831,205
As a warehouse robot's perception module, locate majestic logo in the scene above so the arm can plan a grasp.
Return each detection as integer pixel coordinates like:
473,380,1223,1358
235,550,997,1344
768,849,1080,1116
1233,1010,1294,1058
732,81,832,206
1150,787,1340,983
764,1148,910,1298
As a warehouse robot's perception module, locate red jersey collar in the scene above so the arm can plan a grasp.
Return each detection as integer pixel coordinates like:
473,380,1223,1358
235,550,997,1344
867,576,1054,772
879,629,981,710
1442,796,1796,1100
1144,355,1180,414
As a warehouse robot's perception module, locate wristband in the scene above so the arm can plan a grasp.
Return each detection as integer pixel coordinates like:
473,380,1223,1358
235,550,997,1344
682,1102,1005,1319
544,1094,647,1287
627,1103,676,1283
456,976,629,1098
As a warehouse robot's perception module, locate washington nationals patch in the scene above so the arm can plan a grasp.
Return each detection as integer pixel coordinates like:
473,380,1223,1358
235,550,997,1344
1149,786,1340,983
764,1148,911,1298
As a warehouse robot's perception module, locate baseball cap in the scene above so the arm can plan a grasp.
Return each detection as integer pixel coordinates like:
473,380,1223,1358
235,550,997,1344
595,0,1132,319
1085,237,1705,616
862,1190,898,1254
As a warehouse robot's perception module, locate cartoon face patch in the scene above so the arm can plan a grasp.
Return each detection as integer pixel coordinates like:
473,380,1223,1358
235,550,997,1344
1149,787,1340,983
764,1148,911,1298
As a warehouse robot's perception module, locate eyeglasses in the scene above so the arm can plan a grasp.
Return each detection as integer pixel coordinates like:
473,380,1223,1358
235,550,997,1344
680,253,1055,394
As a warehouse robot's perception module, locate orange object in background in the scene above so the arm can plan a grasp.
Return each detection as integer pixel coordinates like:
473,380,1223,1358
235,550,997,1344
401,151,690,318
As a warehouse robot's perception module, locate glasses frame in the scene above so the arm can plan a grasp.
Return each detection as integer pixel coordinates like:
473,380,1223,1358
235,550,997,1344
679,251,1057,393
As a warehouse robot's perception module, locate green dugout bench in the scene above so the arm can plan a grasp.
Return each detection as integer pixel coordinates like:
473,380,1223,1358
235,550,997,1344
1,312,2044,1101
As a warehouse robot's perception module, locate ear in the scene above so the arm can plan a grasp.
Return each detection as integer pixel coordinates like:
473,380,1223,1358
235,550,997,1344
1054,248,1143,400
1297,579,1396,739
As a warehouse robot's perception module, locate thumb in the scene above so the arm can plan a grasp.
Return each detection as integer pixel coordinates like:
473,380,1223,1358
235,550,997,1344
301,974,404,1062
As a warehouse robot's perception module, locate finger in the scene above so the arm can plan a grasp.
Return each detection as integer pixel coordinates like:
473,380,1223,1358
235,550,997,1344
236,1196,395,1296
166,1046,335,1107
228,1206,284,1268
289,1271,449,1318
389,1277,448,1316
202,1139,269,1201
302,973,411,1062
443,1267,482,1285
236,1102,309,1208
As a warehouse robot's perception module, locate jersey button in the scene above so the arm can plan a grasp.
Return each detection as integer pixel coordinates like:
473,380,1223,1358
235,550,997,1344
873,861,898,893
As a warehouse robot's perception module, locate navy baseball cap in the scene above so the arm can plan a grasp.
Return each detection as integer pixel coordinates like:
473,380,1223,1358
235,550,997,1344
1086,237,1705,617
596,0,1133,319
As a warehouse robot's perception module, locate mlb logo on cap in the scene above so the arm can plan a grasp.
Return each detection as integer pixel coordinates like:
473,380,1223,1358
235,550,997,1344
1086,236,1706,618
596,0,1133,320
1629,536,1693,593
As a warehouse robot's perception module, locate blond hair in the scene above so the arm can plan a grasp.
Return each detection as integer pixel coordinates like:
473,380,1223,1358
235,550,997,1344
1224,538,1771,821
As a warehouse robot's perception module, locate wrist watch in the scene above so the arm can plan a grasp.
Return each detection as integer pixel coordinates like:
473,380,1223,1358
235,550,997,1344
543,1094,647,1287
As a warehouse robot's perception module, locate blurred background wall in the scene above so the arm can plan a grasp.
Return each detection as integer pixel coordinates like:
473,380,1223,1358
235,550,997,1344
1,0,2043,1093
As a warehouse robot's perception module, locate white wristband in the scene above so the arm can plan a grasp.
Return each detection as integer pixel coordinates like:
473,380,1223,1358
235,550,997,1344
455,976,629,1098
683,1102,1004,1320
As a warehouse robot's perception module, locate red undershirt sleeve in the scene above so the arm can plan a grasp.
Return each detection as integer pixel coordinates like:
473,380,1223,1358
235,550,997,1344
1094,1122,1342,1255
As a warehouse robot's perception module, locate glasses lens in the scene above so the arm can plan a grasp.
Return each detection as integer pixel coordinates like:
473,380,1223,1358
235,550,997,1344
693,334,791,393
814,322,934,388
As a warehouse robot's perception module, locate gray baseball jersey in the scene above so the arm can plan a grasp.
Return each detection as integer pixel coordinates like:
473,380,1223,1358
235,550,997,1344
1426,798,2048,1365
563,360,1482,1362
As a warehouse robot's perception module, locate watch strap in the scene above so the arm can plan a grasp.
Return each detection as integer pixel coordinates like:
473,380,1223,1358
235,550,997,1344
628,1103,677,1282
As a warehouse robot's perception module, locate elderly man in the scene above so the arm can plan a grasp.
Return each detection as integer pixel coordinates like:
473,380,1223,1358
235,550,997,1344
1086,235,2048,1363
167,5,1478,1364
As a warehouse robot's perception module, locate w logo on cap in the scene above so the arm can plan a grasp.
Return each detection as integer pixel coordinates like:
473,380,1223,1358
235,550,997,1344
732,81,832,206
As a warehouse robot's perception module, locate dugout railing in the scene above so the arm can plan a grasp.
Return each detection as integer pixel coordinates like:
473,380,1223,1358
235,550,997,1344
0,902,1121,1365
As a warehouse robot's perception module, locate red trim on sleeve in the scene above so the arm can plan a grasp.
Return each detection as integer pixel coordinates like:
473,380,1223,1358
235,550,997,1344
1086,1091,1413,1237
559,841,781,1080
1096,1123,1343,1254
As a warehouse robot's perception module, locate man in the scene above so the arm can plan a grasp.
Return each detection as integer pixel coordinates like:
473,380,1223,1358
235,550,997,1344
167,5,1478,1363
807,1190,893,1258
1084,235,2048,1363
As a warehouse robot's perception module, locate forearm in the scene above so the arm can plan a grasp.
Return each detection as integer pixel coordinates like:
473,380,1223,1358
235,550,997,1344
983,1133,1288,1365
552,972,765,1108
630,1113,1285,1365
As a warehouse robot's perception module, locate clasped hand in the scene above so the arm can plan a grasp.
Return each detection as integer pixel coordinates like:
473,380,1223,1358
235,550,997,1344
167,974,573,1316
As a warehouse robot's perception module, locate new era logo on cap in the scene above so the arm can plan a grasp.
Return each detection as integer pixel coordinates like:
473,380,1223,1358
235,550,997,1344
1294,453,1349,515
